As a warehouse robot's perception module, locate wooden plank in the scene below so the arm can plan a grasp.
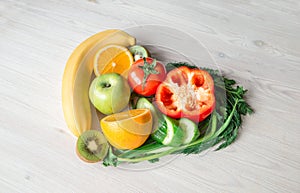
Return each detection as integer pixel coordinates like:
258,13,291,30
0,0,299,192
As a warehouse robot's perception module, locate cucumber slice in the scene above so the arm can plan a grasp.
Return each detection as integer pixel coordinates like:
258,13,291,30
136,97,162,131
129,45,149,61
151,121,167,143
163,116,184,146
179,118,200,144
152,115,184,147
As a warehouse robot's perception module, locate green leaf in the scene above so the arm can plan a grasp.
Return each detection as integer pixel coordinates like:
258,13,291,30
103,147,119,167
166,62,198,71
148,158,160,163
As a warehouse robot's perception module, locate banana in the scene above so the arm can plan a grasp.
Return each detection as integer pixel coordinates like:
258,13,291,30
62,30,136,137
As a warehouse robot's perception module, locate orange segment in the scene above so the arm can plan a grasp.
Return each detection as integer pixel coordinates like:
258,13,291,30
94,45,134,77
100,109,152,150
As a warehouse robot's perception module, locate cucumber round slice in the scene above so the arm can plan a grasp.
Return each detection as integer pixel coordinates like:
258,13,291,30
151,121,167,143
129,45,149,61
136,97,162,131
179,118,200,144
152,115,184,147
163,116,184,146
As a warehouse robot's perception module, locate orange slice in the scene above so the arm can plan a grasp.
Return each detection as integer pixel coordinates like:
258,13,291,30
94,45,134,77
100,109,152,150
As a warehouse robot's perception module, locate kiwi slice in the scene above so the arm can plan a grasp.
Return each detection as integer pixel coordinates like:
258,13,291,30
76,130,109,163
129,45,149,61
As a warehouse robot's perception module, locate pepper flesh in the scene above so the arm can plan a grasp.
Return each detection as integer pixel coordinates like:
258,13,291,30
155,66,215,122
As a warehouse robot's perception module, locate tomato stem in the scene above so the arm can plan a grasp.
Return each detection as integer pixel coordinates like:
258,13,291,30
138,58,160,91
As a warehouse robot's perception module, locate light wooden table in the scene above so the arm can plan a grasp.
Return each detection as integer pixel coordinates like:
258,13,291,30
1,0,299,192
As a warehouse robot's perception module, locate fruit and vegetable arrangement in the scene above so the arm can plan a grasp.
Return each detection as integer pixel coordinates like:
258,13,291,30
62,29,253,167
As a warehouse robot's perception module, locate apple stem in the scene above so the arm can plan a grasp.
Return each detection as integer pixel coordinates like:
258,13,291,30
101,83,111,88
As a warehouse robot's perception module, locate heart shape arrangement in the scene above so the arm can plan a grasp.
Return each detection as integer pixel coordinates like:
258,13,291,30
62,29,253,167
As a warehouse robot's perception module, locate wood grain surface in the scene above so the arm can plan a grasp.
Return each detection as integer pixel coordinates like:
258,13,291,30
1,0,299,192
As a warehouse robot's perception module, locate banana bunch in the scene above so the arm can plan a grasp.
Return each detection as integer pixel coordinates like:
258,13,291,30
62,30,136,137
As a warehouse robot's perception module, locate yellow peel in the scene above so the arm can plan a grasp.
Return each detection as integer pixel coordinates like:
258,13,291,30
62,30,136,137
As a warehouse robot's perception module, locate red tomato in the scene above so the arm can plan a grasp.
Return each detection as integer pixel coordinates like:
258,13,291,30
128,57,167,96
155,66,215,122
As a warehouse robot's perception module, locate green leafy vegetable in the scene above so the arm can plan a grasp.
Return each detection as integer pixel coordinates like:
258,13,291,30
103,62,253,166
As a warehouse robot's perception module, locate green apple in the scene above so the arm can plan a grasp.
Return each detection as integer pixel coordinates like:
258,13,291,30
89,73,131,115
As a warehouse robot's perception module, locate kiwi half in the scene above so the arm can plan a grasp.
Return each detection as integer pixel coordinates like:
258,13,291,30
76,130,109,163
